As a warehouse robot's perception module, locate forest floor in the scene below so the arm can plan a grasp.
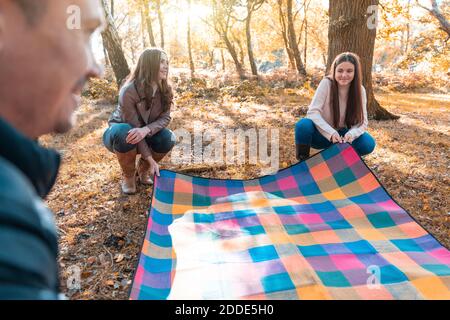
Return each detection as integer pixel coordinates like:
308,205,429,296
40,86,450,300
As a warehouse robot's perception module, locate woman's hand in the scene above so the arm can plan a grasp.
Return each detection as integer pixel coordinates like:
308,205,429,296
126,127,150,145
145,156,160,177
331,132,343,144
343,132,354,144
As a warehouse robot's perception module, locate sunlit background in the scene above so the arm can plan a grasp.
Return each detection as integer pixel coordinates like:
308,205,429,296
92,0,449,76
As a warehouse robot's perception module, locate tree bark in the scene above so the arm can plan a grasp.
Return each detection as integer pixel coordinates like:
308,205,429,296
405,0,411,54
303,1,307,69
326,0,398,120
142,0,156,47
287,0,307,76
277,0,295,69
140,7,147,49
224,35,245,78
110,0,114,18
244,1,265,76
246,10,257,76
221,49,226,71
234,35,245,67
187,0,195,78
209,49,215,69
100,0,130,87
211,0,245,79
156,0,165,48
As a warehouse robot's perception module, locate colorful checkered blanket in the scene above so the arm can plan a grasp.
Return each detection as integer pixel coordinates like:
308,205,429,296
130,143,450,300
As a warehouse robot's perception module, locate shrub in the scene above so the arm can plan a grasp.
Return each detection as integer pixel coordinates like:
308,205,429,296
83,78,118,102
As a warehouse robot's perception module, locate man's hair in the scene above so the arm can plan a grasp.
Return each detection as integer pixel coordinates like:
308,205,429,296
15,0,47,25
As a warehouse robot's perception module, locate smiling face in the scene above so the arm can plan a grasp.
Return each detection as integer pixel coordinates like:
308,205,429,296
0,0,104,138
158,52,169,81
334,61,355,87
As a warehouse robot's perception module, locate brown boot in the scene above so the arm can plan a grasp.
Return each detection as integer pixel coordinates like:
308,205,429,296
296,143,310,161
137,157,153,185
151,151,168,162
115,149,137,194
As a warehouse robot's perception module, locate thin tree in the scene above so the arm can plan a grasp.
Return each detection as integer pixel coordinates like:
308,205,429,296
401,0,412,55
287,0,307,76
140,6,147,49
142,0,157,47
187,0,195,78
326,0,398,120
209,0,245,79
208,49,215,69
234,0,265,76
110,0,114,18
299,0,311,69
221,49,226,71
277,0,295,69
155,0,165,48
100,0,130,86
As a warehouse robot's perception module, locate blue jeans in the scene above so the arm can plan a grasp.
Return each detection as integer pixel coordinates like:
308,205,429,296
295,118,376,156
103,123,176,154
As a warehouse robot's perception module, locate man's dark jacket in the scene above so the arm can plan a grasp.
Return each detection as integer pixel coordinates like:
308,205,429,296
0,117,61,299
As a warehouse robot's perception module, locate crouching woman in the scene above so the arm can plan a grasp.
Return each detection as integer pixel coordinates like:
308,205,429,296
103,48,176,194
294,52,376,160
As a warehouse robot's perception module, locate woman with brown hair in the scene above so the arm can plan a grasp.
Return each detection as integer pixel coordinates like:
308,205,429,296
294,52,376,161
103,48,176,194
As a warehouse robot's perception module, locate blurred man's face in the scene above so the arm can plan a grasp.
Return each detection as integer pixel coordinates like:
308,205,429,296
0,0,103,138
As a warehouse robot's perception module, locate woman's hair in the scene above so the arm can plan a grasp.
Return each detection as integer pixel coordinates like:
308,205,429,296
126,48,173,112
326,52,364,129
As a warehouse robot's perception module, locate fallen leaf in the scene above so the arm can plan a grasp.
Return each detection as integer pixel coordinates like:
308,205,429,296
105,280,114,286
114,253,125,263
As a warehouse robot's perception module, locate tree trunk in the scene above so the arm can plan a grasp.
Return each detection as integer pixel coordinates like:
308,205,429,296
142,0,156,47
303,2,307,69
211,0,244,78
235,36,245,67
224,35,245,78
246,11,258,76
209,49,215,69
405,0,411,54
100,0,130,87
110,0,114,17
286,0,307,76
156,0,165,48
140,7,147,49
326,0,398,120
221,49,226,71
187,0,195,78
128,15,136,64
103,45,111,68
277,0,295,69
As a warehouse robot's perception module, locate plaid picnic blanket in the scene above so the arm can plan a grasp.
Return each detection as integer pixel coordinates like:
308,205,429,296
129,143,450,300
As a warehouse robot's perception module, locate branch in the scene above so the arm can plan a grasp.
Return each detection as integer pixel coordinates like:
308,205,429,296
114,13,129,30
415,0,450,36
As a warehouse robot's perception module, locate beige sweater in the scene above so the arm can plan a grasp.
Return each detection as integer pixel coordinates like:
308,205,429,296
305,78,368,141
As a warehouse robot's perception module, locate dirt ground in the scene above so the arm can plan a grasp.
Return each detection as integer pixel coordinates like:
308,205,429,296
40,89,450,300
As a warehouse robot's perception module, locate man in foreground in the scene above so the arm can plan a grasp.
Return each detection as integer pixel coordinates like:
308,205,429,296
0,0,103,299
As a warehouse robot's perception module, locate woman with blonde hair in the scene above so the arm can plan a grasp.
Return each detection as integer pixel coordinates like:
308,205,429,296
295,52,376,160
103,48,176,194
